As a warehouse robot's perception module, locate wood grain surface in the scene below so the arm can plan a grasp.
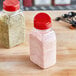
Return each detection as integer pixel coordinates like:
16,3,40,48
0,11,76,76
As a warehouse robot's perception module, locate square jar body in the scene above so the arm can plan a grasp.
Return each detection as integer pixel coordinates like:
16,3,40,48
0,10,26,48
29,28,56,68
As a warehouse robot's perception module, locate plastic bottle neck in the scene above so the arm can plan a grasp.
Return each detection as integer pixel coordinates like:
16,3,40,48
3,9,21,16
35,28,53,34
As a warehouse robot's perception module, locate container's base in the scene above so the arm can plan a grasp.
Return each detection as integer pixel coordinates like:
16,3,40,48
30,57,56,69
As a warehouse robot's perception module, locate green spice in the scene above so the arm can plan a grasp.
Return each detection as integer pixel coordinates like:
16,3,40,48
0,10,25,48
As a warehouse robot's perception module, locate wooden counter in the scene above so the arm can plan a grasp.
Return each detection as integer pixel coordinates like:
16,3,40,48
0,11,76,76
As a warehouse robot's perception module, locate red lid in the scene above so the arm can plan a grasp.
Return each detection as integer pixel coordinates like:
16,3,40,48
34,13,52,30
3,0,20,12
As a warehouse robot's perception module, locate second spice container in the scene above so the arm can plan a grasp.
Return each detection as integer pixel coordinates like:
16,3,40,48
0,0,25,48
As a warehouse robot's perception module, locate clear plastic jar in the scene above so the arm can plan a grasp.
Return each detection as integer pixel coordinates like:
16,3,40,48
30,13,56,68
0,0,25,48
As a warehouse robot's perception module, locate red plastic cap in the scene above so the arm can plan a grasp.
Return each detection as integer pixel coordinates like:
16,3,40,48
3,0,20,12
34,13,52,30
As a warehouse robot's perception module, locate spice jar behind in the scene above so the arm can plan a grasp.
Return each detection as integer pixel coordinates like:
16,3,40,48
0,0,25,48
29,13,56,69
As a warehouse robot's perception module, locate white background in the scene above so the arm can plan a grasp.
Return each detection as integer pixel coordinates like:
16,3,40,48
55,0,71,4
35,0,51,5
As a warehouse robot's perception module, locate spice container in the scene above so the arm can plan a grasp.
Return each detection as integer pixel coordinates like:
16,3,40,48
0,0,25,48
29,13,56,68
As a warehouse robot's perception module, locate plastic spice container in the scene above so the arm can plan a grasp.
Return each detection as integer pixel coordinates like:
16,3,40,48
0,0,25,48
29,13,56,69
